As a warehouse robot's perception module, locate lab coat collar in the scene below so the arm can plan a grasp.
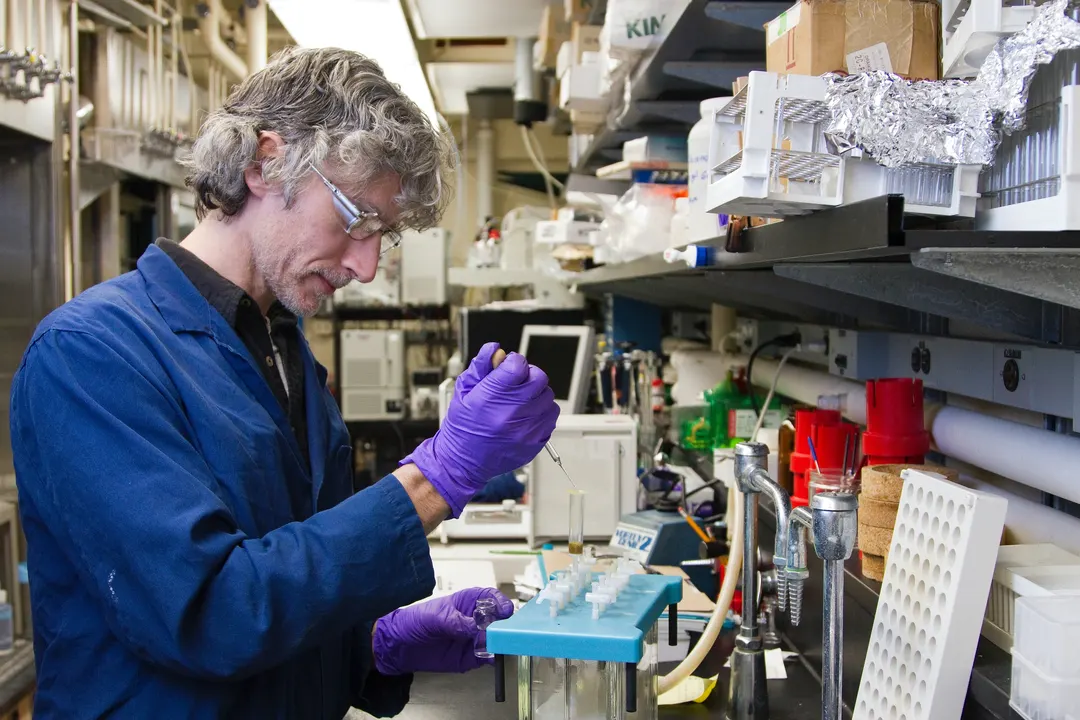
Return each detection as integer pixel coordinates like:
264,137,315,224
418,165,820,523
139,243,219,336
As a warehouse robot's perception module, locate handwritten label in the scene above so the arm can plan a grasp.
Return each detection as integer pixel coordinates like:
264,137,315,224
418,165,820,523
846,43,894,74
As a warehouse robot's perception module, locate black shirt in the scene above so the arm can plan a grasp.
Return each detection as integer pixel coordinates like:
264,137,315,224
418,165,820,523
156,239,310,466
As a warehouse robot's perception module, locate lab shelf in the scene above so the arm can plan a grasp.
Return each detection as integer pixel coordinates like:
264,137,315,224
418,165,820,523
569,196,1080,343
572,0,775,173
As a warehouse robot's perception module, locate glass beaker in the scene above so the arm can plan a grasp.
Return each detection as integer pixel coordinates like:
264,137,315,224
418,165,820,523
474,598,497,659
807,469,859,505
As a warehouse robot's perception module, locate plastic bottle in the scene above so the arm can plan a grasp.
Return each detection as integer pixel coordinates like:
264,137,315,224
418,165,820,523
0,590,13,655
687,96,732,243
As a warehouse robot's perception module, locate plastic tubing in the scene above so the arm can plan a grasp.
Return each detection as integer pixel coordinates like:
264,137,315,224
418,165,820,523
568,489,584,555
657,485,744,695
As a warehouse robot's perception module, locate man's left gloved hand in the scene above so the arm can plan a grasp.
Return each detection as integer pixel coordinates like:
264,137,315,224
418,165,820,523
373,588,514,676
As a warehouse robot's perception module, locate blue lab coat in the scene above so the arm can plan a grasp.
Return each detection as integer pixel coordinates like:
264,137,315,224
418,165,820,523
9,244,437,718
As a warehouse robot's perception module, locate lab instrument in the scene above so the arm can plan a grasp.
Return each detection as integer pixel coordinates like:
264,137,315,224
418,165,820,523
399,228,448,305
430,414,638,545
486,560,682,720
339,329,406,421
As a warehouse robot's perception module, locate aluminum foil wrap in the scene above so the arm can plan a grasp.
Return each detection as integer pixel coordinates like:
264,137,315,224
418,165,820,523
823,0,1080,167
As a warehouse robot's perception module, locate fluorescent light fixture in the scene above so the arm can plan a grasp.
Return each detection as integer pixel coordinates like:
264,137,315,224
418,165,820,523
268,0,438,121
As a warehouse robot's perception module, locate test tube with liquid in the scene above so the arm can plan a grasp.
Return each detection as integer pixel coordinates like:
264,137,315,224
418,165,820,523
568,489,585,555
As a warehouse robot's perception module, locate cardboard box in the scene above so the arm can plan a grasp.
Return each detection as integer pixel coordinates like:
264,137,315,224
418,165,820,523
765,0,940,80
537,5,571,70
565,0,597,24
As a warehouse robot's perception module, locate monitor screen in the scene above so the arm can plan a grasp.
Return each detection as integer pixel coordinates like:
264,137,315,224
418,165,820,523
522,335,583,401
459,308,586,362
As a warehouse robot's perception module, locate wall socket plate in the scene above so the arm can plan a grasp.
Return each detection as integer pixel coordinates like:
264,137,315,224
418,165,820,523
827,329,1079,419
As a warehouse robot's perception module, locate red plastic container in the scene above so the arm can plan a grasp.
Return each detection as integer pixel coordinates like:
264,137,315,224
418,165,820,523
863,378,929,466
789,409,859,507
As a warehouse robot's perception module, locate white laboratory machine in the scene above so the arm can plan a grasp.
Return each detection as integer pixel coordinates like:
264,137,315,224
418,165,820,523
429,414,639,547
400,228,448,305
333,265,401,307
431,324,627,546
339,329,406,421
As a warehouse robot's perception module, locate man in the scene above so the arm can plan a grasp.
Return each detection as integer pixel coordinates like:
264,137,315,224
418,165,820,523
9,47,560,718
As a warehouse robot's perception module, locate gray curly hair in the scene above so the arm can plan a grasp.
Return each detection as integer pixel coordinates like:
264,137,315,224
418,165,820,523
183,46,454,230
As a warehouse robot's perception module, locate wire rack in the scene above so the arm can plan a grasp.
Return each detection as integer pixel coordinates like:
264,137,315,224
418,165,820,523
718,91,830,125
714,149,840,184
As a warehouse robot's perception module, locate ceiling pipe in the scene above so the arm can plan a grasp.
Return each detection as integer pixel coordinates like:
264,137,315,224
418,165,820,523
197,0,247,81
245,0,267,73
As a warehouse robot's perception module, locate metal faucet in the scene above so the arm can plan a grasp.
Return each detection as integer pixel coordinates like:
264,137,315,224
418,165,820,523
788,492,859,720
728,442,793,720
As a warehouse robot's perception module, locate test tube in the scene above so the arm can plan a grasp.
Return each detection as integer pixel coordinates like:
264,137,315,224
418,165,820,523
568,489,585,555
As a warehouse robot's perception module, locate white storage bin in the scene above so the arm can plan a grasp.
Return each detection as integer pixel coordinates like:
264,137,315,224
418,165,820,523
1010,650,1080,720
1015,595,1080,678
942,0,1041,78
984,544,1080,652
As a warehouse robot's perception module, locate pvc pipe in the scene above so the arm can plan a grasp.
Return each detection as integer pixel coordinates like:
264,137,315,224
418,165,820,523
931,405,1080,506
476,118,494,224
198,0,247,81
748,356,868,426
35,0,44,54
245,0,267,73
750,355,1080,506
170,10,178,129
956,474,1080,556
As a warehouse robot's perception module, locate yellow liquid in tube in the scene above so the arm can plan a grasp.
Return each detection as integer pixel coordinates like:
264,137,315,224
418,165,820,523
568,490,585,556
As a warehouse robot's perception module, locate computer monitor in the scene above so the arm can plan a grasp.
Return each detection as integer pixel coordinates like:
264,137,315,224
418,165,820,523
518,325,596,414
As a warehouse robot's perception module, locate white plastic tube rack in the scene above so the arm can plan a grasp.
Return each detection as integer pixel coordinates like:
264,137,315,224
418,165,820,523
707,71,843,218
942,0,1041,78
844,158,981,217
706,71,980,219
976,85,1080,230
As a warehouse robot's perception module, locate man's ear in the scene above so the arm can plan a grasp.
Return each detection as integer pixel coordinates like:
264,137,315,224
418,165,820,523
244,131,286,198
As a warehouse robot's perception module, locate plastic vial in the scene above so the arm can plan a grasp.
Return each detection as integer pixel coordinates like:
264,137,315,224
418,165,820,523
0,590,13,656
568,489,585,555
473,598,497,659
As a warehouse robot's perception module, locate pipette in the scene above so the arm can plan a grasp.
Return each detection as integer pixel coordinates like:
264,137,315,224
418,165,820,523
544,442,578,489
491,349,578,490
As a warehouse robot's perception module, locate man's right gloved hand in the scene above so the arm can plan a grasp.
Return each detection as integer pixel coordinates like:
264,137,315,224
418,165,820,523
402,342,560,517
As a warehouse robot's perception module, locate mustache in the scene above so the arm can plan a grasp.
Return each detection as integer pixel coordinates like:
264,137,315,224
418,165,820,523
314,269,354,290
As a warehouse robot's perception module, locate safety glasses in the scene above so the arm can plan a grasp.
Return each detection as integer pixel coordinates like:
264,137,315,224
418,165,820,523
310,163,401,256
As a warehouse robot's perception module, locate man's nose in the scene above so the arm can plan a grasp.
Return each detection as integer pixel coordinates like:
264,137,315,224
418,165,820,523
341,236,381,283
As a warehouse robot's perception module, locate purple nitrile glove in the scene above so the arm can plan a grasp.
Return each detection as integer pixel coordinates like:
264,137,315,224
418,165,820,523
373,588,515,676
402,342,560,517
